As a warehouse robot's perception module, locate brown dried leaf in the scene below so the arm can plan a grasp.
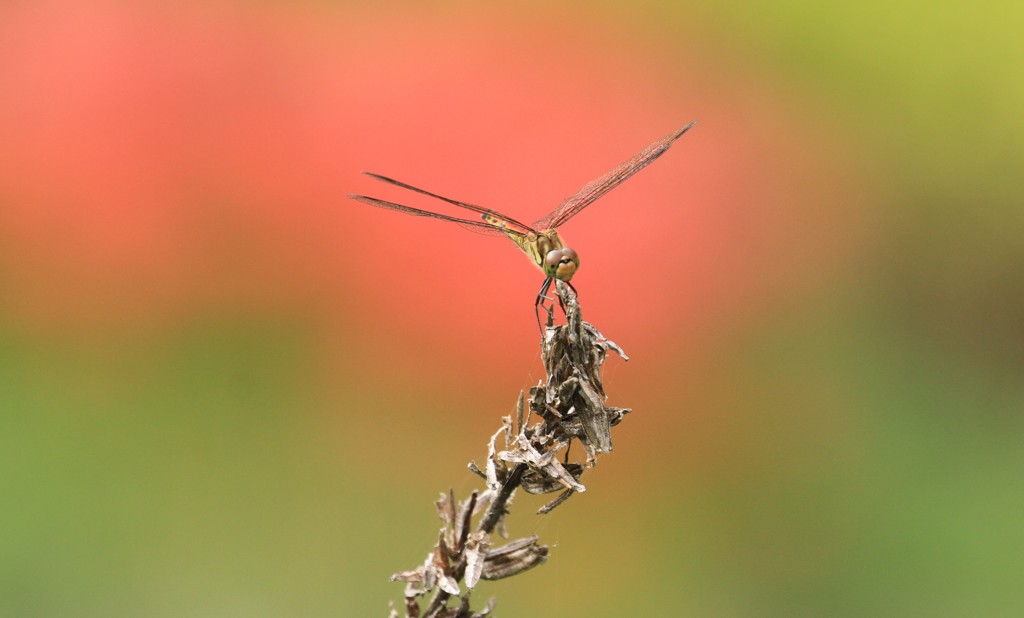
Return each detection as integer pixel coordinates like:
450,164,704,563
515,390,526,434
433,530,452,573
497,435,585,492
437,573,460,596
521,462,584,494
556,376,579,404
390,549,440,603
577,375,613,453
462,530,489,589
481,535,549,580
483,424,508,493
435,491,456,543
537,488,576,514
390,566,425,584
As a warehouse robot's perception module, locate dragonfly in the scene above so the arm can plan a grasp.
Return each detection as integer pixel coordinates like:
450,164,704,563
348,120,697,332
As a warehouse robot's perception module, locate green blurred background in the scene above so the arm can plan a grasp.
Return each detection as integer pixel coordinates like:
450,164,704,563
2,1,1022,616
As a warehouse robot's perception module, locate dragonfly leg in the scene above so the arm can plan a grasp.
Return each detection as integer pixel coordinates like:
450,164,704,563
534,277,554,335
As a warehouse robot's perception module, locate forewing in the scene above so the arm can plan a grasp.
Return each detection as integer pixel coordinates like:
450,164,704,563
347,194,525,237
533,120,697,230
364,172,537,235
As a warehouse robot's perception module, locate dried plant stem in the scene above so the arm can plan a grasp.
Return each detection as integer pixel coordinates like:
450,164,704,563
420,462,525,617
478,462,526,535
388,282,630,618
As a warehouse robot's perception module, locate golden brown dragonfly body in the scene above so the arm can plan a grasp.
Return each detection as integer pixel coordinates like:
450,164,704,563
480,212,578,283
348,121,697,330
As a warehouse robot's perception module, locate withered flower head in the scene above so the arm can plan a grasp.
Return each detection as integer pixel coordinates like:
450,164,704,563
390,282,630,617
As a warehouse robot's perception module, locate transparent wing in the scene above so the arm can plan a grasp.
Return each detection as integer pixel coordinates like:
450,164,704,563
347,194,527,237
533,120,697,230
363,172,538,236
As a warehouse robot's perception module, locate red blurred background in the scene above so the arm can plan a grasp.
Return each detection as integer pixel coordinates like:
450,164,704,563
0,2,858,341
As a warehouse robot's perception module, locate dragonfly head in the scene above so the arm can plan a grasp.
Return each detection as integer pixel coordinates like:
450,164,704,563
544,247,579,282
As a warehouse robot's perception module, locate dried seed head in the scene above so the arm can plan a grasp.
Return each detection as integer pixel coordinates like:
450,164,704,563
389,281,629,617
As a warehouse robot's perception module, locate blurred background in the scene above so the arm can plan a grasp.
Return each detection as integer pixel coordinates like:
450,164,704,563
1,1,1022,616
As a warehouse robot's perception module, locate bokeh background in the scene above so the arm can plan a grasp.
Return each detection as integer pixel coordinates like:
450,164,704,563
2,1,1022,616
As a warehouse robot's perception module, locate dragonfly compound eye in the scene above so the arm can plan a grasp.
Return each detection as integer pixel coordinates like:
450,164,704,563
543,249,562,271
546,247,579,281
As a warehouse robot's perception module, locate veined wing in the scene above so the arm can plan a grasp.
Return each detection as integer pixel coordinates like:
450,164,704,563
533,120,697,231
347,194,527,237
363,172,538,236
